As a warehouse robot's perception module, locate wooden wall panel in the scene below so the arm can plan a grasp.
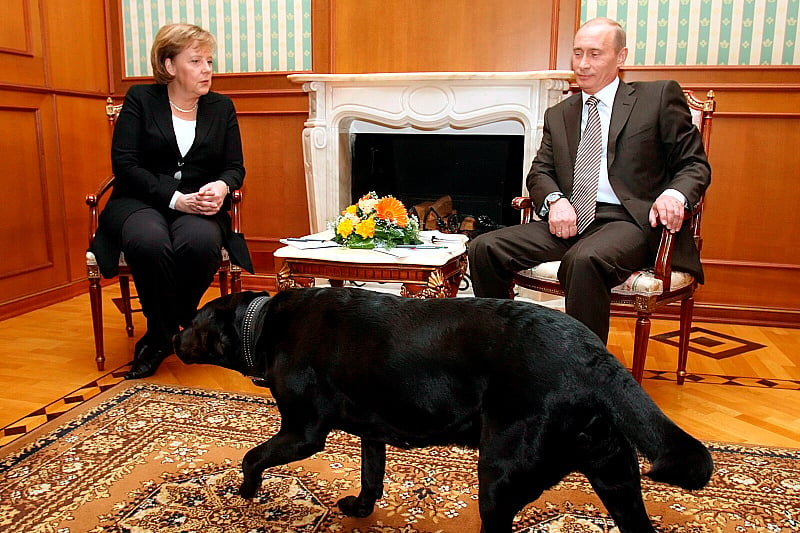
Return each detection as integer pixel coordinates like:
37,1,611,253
0,0,45,86
236,109,310,274
56,95,114,282
44,2,110,93
0,0,30,52
0,92,68,305
701,115,799,264
0,107,51,275
332,0,556,73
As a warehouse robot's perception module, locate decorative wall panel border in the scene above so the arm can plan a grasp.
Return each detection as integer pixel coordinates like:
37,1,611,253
0,0,32,56
581,0,800,66
121,0,312,77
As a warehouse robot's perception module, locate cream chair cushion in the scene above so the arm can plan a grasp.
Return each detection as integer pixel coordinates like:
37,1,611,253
518,261,695,296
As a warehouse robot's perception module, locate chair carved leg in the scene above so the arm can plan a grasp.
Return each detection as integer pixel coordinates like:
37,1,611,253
119,275,135,337
676,296,695,385
631,312,652,384
231,266,242,293
219,269,230,295
88,276,105,371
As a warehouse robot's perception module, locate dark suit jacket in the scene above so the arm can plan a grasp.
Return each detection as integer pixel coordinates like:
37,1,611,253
92,83,253,277
527,79,711,282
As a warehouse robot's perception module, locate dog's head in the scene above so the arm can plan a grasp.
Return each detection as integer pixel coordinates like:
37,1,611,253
174,291,270,375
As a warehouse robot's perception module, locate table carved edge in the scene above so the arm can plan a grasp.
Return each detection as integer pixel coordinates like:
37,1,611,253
276,253,468,299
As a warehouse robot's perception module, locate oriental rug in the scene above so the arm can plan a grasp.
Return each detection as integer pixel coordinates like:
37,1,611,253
1,382,798,533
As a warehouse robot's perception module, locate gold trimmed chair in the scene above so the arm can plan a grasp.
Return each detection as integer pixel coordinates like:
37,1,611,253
510,89,715,385
85,98,243,371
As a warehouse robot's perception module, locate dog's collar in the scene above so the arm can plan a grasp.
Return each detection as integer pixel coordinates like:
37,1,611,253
241,295,269,380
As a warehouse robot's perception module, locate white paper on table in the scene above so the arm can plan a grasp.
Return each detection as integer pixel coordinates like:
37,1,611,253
279,238,340,250
419,230,469,244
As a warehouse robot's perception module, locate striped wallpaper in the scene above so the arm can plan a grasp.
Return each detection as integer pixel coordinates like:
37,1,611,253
582,0,800,66
122,0,312,77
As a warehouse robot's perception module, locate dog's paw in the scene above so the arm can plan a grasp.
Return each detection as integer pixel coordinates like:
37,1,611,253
239,480,260,499
337,495,376,518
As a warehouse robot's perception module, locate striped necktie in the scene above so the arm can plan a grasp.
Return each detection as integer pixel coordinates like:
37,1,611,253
572,95,602,234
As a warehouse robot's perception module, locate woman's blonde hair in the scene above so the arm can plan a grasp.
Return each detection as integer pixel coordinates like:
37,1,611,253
150,23,216,84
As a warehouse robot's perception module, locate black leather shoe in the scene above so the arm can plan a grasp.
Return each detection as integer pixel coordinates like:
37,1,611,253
132,335,151,363
125,347,169,380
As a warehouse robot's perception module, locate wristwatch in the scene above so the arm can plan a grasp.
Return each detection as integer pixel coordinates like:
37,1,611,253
545,192,565,208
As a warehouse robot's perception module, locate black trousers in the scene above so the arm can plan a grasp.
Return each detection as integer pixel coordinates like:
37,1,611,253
121,208,223,348
468,204,652,344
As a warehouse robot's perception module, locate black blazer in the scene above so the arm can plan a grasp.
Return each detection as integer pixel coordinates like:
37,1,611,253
92,84,253,277
527,80,711,282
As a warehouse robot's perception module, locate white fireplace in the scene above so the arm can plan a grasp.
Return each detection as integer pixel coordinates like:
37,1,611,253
288,71,573,233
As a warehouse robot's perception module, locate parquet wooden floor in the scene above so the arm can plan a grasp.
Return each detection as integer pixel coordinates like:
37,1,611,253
1,285,798,450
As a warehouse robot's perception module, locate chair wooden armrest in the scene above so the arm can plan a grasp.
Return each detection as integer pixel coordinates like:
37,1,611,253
86,175,116,248
511,196,534,224
230,188,242,233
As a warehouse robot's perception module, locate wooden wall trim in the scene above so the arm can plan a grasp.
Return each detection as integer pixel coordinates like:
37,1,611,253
548,0,560,69
624,65,800,72
702,259,800,271
237,110,308,116
0,280,87,321
615,304,800,329
224,88,306,97
714,112,800,119
0,83,108,98
0,0,33,56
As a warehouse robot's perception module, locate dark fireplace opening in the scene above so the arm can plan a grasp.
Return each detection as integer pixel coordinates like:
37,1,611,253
350,133,524,229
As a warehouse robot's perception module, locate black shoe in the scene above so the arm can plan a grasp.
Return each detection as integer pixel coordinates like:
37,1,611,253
125,346,169,380
132,334,151,363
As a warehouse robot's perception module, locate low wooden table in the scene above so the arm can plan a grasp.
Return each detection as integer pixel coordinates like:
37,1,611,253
274,233,468,299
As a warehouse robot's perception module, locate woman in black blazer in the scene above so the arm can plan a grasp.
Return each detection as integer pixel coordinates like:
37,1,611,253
92,23,253,379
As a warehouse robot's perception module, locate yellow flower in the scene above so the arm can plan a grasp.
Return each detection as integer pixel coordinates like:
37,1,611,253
355,217,376,238
375,196,409,227
344,204,358,215
336,217,354,238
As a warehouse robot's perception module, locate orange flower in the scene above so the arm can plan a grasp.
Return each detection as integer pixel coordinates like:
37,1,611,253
374,196,409,227
355,217,376,238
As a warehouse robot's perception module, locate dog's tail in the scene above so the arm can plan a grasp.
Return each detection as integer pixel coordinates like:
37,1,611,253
607,372,714,490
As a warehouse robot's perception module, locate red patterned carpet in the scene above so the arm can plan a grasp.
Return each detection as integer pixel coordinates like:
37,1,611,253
1,382,798,533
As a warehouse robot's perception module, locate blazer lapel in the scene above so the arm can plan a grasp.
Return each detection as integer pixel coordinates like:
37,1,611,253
151,90,181,158
563,93,582,165
188,94,213,157
607,83,636,169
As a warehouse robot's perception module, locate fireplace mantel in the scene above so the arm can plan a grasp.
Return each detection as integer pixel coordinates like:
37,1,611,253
288,71,574,232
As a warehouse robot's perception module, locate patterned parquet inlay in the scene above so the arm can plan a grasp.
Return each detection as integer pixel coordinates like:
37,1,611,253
0,367,128,448
652,326,767,359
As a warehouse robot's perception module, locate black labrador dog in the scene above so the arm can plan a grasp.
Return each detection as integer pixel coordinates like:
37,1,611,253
174,287,713,533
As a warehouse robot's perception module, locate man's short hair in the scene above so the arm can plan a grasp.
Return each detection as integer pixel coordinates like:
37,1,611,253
580,17,627,52
150,23,216,85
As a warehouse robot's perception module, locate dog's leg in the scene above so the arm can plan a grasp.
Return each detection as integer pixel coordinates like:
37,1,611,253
580,430,657,533
337,438,386,518
239,422,328,499
477,424,563,533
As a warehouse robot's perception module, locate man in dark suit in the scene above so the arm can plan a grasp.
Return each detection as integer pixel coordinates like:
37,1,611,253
469,17,711,343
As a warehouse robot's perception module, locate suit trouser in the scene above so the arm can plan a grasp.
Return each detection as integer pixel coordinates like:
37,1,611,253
121,208,223,348
468,204,651,344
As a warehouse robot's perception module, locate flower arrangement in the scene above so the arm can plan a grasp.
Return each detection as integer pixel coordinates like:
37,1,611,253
331,192,422,249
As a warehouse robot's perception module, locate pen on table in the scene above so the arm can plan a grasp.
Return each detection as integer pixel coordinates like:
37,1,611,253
284,238,330,242
394,244,447,249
